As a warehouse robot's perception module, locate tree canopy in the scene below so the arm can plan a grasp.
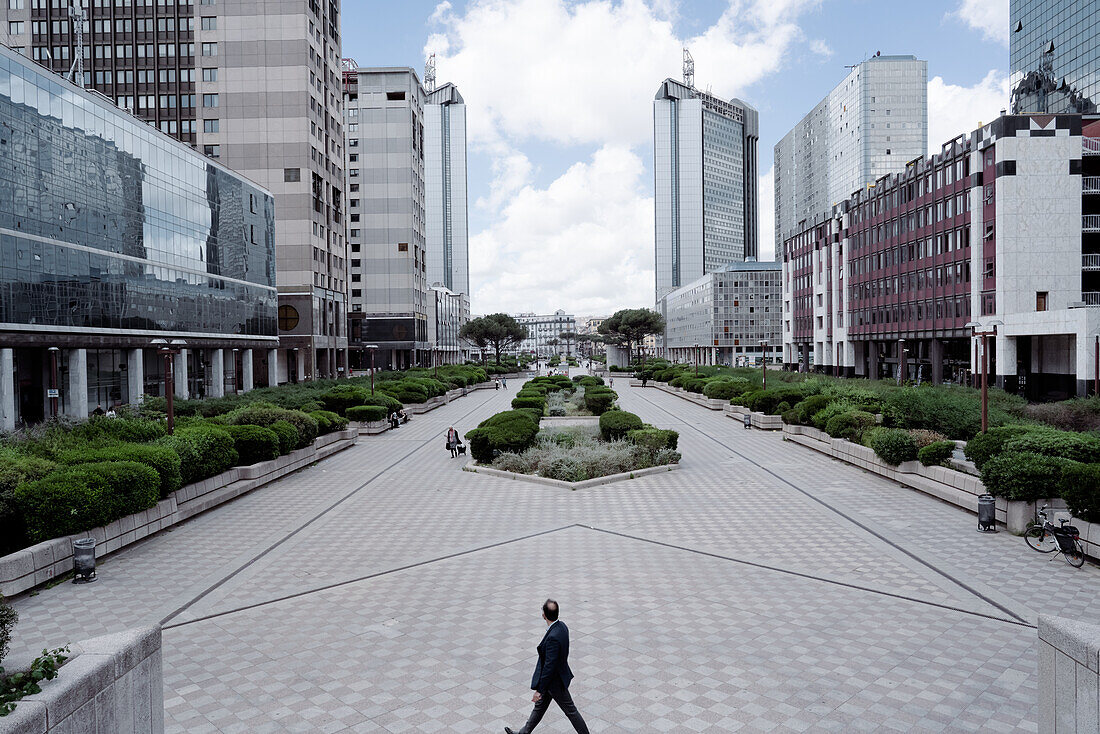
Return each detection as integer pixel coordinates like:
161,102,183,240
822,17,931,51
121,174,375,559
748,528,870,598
460,313,528,364
598,308,665,363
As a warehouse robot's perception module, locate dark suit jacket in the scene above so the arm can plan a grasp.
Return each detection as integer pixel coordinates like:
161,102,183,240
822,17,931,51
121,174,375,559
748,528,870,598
530,621,574,694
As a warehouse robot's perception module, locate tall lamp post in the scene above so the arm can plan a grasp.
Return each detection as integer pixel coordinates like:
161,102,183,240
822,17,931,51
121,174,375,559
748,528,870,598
364,344,378,395
694,343,700,376
760,340,769,390
47,346,60,417
432,347,439,378
151,338,186,434
965,321,1002,433
897,338,907,386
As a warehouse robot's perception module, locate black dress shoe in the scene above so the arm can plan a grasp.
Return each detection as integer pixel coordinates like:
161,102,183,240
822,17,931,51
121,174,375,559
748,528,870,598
505,728,518,734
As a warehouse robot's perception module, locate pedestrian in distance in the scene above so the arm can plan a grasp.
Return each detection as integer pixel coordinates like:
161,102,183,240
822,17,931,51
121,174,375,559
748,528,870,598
505,599,590,734
641,375,648,388
446,426,460,458
389,411,400,429
502,375,507,388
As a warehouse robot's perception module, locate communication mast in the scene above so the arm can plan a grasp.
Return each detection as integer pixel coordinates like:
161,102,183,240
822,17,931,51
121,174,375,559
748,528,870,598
424,53,437,92
67,2,86,87
682,48,694,89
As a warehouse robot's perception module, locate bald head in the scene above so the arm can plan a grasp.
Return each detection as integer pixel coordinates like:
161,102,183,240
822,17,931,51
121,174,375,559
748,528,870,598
542,599,559,622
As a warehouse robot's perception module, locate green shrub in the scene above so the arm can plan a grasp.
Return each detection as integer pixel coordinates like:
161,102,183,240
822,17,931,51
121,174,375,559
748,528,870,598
809,400,856,431
781,408,800,425
379,380,430,404
346,405,388,422
58,444,182,499
1002,431,1100,464
465,410,540,463
574,375,604,387
743,387,805,414
0,594,15,665
772,401,792,415
156,425,237,485
269,421,300,455
908,429,950,449
15,461,159,543
71,416,166,444
318,385,371,415
0,452,56,555
511,396,547,413
1058,462,1100,523
626,428,678,452
584,389,617,415
358,393,403,412
918,441,956,467
824,410,876,443
881,387,1021,440
870,428,919,465
795,395,833,426
224,403,317,448
703,378,751,400
599,410,644,441
222,425,280,465
981,452,1074,502
310,410,346,434
963,425,1039,470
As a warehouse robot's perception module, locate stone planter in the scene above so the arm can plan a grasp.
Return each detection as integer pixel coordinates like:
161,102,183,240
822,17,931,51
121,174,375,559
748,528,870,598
462,460,679,490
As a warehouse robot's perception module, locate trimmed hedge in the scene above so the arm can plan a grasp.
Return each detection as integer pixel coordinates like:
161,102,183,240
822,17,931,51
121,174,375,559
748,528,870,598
465,410,540,463
703,378,751,400
14,461,160,543
1002,431,1100,464
309,410,347,434
963,425,1038,470
58,444,182,499
347,405,388,422
795,395,833,426
156,425,237,485
599,410,644,441
0,452,56,554
71,415,166,444
741,387,806,415
358,393,403,413
511,396,547,414
918,441,956,467
982,452,1073,502
318,385,371,415
626,428,679,452
269,420,300,455
824,410,876,443
224,403,318,449
584,389,617,416
222,424,280,465
869,428,918,466
1058,462,1100,522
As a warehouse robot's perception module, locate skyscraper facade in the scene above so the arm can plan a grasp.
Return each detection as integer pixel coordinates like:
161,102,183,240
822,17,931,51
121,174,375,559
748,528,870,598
774,55,927,250
425,82,469,300
1010,0,1099,115
1,0,348,384
653,78,759,302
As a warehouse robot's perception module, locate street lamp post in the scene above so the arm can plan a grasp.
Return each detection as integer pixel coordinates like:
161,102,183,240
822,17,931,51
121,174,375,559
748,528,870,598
897,339,907,386
694,343,700,377
364,344,379,395
151,338,186,434
433,347,439,378
47,346,60,417
966,321,1002,433
760,340,769,390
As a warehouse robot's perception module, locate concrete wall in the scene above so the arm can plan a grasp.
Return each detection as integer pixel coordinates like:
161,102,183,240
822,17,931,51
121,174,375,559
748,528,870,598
1038,615,1100,734
0,626,162,734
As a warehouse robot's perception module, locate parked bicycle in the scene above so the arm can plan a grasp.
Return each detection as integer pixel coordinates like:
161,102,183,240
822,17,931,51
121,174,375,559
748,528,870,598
1024,505,1085,567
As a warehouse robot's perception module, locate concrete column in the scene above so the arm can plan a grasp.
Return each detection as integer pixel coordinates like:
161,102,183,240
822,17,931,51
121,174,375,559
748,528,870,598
174,349,189,400
930,339,944,384
0,348,15,432
127,348,144,405
65,348,88,418
996,333,1016,391
267,348,278,386
241,349,254,392
867,342,880,379
209,348,225,398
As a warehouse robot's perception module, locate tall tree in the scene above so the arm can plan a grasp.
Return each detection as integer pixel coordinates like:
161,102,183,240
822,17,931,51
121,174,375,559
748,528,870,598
598,308,665,364
460,313,528,365
559,331,578,357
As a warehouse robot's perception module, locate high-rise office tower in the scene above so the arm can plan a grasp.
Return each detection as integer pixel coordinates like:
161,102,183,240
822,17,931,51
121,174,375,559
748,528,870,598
425,82,469,300
653,78,759,302
1010,0,1099,114
774,54,927,249
1,0,348,384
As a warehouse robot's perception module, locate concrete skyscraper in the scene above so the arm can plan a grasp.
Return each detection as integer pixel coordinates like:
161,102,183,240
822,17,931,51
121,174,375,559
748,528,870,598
1,0,349,384
773,54,927,250
653,78,759,302
1010,0,1099,114
425,82,469,300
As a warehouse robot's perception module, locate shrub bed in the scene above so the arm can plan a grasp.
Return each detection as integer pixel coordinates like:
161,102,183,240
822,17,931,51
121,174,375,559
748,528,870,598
869,428,918,466
222,425,280,465
465,410,540,463
346,405,388,423
490,426,680,482
58,444,182,499
1058,462,1100,522
156,425,237,485
599,410,644,441
584,388,617,415
981,452,1074,502
918,441,956,467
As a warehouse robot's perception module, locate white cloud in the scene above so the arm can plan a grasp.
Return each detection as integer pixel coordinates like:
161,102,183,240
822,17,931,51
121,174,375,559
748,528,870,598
809,39,832,58
469,145,654,314
948,0,1009,46
927,70,1009,153
427,0,821,314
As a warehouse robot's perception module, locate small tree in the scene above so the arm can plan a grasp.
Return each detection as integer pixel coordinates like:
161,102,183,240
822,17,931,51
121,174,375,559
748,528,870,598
460,314,528,365
559,331,578,357
599,308,665,364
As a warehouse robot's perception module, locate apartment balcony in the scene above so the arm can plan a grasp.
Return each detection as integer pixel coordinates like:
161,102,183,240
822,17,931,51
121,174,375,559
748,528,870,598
1084,254,1100,271
1086,215,1100,233
1085,138,1100,156
1085,177,1100,195
1083,292,1100,306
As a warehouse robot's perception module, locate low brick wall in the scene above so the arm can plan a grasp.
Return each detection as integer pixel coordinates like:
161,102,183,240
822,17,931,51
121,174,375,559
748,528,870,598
0,626,162,734
0,429,358,598
643,382,782,429
1038,615,1100,733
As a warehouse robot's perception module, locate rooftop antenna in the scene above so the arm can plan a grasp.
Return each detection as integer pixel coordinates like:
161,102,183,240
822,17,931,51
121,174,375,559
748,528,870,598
424,52,436,92
682,48,694,89
67,2,86,86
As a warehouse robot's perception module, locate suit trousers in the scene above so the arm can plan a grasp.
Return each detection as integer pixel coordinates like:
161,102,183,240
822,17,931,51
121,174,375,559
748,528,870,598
517,681,590,734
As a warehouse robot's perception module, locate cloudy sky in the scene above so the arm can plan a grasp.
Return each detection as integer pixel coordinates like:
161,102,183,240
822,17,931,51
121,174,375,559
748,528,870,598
346,0,1010,316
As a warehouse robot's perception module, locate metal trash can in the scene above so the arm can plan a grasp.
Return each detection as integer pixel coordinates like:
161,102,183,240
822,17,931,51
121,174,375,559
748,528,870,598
743,413,752,430
72,537,97,583
977,494,997,533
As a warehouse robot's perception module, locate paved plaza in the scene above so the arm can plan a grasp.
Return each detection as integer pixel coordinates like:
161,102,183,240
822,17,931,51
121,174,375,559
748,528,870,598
6,376,1100,732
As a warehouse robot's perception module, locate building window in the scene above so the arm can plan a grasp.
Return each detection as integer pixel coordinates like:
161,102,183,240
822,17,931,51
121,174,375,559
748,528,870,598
202,93,219,107
1036,292,1048,312
202,67,217,81
9,0,25,9
203,144,220,157
284,167,300,182
203,118,219,132
8,21,24,35
201,42,217,56
386,91,405,101
200,16,216,29
278,305,300,331
398,243,408,252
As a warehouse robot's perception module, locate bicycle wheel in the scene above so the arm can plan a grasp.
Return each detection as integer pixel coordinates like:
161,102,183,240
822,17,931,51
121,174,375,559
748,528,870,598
1063,540,1086,568
1024,526,1057,553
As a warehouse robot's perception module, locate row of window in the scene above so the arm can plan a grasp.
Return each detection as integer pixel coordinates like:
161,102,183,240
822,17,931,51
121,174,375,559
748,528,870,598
850,262,972,301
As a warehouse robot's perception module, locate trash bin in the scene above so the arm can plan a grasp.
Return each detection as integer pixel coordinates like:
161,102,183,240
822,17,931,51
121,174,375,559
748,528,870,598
743,413,752,430
977,494,997,533
72,537,97,583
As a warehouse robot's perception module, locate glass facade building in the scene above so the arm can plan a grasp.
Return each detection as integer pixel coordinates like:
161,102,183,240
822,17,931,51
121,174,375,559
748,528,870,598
1010,0,1099,114
0,45,276,429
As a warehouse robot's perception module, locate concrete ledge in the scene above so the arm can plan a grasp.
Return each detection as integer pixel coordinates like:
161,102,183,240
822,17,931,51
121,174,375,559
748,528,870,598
461,460,679,489
0,429,358,598
0,626,162,734
1038,615,1100,734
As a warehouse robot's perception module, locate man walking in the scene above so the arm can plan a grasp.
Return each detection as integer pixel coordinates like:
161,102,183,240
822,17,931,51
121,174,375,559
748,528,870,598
506,600,590,734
